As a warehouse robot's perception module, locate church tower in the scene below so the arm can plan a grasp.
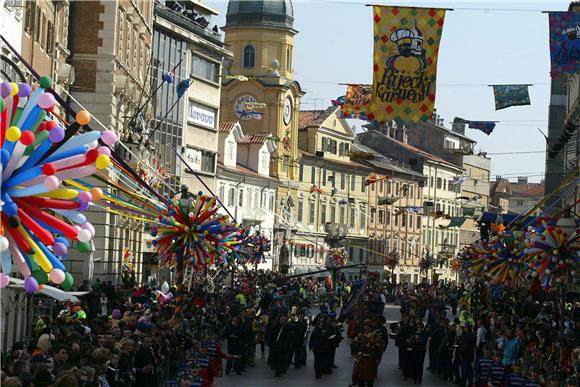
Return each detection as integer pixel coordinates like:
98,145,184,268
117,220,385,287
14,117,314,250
221,0,304,181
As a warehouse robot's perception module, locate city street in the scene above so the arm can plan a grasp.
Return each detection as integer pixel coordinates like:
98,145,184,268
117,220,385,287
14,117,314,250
218,304,452,387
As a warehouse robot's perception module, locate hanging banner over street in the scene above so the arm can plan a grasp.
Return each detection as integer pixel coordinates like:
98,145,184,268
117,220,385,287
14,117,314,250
342,84,371,119
548,12,580,77
492,85,531,110
368,6,447,123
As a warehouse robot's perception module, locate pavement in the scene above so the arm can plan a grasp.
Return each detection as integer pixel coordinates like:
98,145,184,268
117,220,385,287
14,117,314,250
216,304,455,387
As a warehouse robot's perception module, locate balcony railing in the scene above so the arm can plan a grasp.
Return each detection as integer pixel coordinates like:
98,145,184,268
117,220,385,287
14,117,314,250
155,5,224,47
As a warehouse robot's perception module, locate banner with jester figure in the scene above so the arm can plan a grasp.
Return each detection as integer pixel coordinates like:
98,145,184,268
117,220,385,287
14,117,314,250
368,6,447,123
342,84,372,119
548,12,580,77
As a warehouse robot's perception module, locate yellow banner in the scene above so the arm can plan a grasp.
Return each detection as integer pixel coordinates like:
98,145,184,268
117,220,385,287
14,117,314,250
368,6,446,123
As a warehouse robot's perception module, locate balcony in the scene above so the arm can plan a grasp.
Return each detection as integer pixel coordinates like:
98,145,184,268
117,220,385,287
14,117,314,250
155,5,224,47
241,207,266,224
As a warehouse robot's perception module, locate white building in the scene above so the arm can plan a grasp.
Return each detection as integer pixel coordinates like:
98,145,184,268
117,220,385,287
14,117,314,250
217,121,278,270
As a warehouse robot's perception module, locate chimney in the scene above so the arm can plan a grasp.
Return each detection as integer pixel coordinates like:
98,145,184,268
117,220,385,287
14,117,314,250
451,117,467,135
517,176,528,184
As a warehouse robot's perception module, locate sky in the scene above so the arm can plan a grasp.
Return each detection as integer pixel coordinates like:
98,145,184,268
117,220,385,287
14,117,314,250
205,0,572,183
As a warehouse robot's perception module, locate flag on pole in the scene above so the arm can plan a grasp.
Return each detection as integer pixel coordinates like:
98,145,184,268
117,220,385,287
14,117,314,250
368,6,447,123
492,85,530,110
548,12,580,77
176,79,191,98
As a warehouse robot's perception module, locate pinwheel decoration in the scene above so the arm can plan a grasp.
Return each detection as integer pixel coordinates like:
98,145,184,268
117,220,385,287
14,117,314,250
0,78,117,292
147,192,241,269
524,219,580,289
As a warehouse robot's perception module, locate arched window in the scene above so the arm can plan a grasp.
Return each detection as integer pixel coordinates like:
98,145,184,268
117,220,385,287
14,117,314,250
243,45,255,68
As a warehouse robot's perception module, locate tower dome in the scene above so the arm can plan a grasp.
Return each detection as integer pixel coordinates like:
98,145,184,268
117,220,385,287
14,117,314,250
226,0,295,31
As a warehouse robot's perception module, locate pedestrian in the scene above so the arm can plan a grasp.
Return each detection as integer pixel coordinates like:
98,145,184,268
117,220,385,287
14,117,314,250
490,350,506,387
309,317,332,379
224,316,243,375
268,311,288,377
252,308,268,360
458,322,477,387
408,321,428,385
350,319,383,387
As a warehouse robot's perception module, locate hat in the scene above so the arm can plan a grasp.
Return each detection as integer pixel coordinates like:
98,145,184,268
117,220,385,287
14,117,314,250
112,309,122,320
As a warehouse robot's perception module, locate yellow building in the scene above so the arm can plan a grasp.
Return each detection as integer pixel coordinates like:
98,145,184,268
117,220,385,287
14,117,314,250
294,107,371,276
220,0,305,272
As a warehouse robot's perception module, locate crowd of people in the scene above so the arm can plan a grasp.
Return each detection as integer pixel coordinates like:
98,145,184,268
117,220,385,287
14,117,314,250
391,281,580,386
1,269,579,387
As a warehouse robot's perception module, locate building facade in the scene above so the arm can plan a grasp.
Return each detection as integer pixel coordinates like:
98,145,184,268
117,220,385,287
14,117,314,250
216,121,278,270
352,143,425,283
293,107,370,277
220,0,304,272
67,0,154,283
358,127,464,283
508,178,545,216
150,0,232,196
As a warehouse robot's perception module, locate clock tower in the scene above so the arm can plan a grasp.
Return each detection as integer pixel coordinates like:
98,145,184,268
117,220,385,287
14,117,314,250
220,0,304,181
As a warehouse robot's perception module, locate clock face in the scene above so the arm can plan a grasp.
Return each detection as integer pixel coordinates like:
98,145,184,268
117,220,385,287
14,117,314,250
283,96,292,125
234,95,257,120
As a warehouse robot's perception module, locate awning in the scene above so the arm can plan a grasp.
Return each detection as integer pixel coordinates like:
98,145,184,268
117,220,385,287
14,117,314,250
439,217,467,228
292,266,329,276
8,277,89,302
480,212,536,225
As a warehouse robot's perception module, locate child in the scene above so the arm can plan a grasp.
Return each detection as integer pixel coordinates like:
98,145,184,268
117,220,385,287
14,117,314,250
490,351,506,387
505,362,525,387
474,346,494,387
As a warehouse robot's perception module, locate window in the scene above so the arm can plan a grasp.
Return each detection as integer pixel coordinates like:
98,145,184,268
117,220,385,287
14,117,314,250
379,180,384,193
395,182,400,194
371,182,375,192
299,163,304,182
349,247,354,261
409,185,413,198
311,166,316,184
287,47,291,70
402,212,406,227
321,204,327,223
340,172,345,190
430,177,434,187
24,2,34,33
330,205,336,223
322,168,327,186
339,143,345,156
227,187,235,207
517,200,524,206
238,189,244,207
34,7,41,42
184,146,216,174
339,206,345,224
361,177,366,192
378,209,384,224
370,208,376,224
443,180,447,191
46,21,54,54
394,213,399,226
243,45,256,68
117,12,125,60
351,174,355,191
192,54,219,82
437,178,442,189
309,202,315,224
297,200,303,222
219,185,225,200
226,140,235,162
269,195,274,211
350,207,355,228
386,209,391,226
260,151,269,172
359,208,365,230
416,215,421,228
385,238,391,254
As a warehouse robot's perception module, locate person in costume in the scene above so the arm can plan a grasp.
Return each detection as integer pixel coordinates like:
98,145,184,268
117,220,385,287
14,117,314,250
350,319,383,387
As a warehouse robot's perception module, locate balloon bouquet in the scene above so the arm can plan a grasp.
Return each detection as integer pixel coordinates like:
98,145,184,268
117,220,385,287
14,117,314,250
0,78,117,292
